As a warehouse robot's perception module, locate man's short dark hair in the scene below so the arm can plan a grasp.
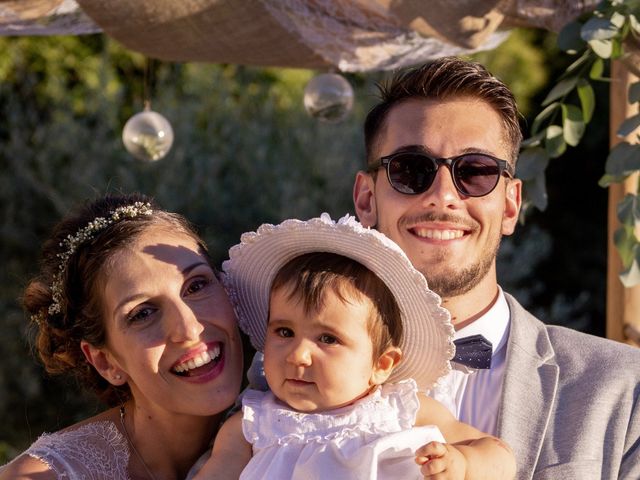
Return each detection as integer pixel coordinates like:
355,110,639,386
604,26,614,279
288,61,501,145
364,56,522,166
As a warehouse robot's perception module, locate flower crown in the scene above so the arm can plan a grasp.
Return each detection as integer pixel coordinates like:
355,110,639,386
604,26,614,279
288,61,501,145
32,202,153,325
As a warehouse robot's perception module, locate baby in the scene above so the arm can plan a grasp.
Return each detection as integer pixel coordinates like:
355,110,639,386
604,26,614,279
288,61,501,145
196,214,515,479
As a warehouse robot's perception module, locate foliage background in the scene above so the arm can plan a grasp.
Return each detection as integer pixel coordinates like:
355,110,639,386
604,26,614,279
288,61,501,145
0,30,609,461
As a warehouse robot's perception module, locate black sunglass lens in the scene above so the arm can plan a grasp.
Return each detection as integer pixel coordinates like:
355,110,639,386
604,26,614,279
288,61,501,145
454,155,501,196
388,154,436,194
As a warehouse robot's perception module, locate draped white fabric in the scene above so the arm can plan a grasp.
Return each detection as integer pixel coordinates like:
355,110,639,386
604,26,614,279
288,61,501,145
0,0,598,71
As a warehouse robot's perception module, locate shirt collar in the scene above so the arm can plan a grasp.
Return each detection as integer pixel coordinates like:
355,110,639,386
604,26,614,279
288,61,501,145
453,286,510,357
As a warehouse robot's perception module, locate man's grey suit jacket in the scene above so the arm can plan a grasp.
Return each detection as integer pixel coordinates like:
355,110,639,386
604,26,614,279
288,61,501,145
498,294,640,479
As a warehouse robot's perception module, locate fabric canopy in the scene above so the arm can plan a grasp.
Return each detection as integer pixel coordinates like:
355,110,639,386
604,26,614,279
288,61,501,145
2,0,597,71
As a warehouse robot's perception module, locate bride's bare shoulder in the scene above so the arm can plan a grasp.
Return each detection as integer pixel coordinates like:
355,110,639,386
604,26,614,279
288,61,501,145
0,453,56,480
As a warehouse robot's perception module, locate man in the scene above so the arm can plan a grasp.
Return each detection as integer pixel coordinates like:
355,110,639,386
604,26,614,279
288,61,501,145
353,56,640,479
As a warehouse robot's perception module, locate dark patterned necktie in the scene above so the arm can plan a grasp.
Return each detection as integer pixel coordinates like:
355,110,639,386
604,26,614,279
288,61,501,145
453,334,492,369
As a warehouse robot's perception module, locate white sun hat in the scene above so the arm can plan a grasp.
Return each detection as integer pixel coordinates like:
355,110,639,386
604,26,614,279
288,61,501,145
222,213,454,389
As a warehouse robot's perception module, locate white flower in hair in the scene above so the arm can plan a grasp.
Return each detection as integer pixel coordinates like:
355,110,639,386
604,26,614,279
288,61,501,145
32,202,153,326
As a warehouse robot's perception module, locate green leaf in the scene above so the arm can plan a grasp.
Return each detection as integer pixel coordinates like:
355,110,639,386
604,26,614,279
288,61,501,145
616,193,640,226
589,38,613,58
610,11,626,29
617,113,640,137
629,81,640,103
558,20,586,53
531,102,560,135
523,174,548,211
619,259,640,287
614,225,636,268
565,50,593,75
599,173,627,187
516,147,549,181
617,193,637,225
604,141,640,175
620,20,631,45
617,191,640,225
590,57,605,80
542,77,578,106
561,104,585,146
605,143,632,175
520,131,546,148
611,37,624,59
545,125,567,158
619,143,640,173
581,17,619,41
577,79,595,122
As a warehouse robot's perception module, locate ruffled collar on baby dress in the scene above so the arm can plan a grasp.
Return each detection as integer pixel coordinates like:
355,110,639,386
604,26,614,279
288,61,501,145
243,379,420,449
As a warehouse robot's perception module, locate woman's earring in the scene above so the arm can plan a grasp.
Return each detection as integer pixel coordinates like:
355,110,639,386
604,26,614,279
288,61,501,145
115,374,122,381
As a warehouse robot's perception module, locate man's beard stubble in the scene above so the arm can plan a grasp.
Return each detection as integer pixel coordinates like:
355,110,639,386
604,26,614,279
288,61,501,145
379,211,503,298
420,239,500,298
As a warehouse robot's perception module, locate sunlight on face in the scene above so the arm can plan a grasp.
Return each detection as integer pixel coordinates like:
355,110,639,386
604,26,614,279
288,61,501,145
263,286,380,413
98,227,243,418
369,98,520,297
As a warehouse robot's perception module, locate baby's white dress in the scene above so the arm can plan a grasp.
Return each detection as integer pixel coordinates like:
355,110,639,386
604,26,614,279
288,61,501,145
2,421,130,479
240,379,445,480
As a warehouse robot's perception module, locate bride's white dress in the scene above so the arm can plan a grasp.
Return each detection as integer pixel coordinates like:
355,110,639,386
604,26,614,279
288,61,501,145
6,421,130,479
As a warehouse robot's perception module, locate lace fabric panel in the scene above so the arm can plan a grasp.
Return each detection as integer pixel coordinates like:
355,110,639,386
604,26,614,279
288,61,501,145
0,0,100,36
257,0,508,72
24,421,130,480
505,0,599,32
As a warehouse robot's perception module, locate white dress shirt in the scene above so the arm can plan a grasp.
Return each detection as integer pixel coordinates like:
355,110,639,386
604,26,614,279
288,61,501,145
429,287,511,435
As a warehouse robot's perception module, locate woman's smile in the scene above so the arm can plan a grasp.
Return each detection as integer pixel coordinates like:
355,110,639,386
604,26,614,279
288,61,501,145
172,341,226,383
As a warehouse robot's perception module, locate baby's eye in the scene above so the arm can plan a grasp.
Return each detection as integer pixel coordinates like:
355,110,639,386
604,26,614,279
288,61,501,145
319,334,338,345
126,306,156,324
275,327,294,338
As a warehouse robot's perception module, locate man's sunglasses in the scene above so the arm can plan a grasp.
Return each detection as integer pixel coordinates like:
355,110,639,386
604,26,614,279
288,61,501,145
370,151,515,198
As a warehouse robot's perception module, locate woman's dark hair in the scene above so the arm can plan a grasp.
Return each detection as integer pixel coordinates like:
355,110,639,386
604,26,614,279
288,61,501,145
22,193,210,405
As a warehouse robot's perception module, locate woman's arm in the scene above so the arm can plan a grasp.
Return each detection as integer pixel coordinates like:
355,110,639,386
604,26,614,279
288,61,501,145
0,454,57,480
414,394,516,480
191,412,252,480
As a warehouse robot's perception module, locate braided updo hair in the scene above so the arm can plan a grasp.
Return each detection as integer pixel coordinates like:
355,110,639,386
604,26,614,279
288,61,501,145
23,193,211,405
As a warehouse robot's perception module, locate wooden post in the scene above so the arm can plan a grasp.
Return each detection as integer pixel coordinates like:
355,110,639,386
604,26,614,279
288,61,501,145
607,59,640,347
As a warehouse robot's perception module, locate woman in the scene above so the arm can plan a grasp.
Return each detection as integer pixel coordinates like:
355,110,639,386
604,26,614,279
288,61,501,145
0,193,244,479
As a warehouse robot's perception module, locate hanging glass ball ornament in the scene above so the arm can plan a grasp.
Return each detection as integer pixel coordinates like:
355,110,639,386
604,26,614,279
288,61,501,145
122,108,174,162
303,73,354,123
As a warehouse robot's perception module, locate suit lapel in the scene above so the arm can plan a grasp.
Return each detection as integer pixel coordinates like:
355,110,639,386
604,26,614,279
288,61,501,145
497,295,559,479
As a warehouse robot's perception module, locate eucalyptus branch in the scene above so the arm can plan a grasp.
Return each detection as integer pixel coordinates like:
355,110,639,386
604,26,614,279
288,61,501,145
519,0,640,286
